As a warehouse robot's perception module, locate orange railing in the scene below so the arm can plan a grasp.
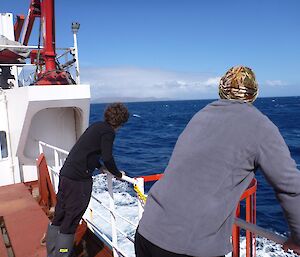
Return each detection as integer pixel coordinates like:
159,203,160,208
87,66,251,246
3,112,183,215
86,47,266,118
139,173,164,182
233,179,257,257
139,174,258,257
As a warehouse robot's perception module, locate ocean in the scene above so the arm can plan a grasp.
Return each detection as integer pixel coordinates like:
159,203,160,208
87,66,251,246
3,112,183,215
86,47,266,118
89,96,300,257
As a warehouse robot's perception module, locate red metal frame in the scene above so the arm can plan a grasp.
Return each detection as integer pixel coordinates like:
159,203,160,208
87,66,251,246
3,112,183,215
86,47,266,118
14,15,25,41
232,204,241,257
36,153,57,212
40,0,56,71
21,0,41,46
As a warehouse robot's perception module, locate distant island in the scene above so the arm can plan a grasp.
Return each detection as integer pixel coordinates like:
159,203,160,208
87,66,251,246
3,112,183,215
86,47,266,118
91,96,173,103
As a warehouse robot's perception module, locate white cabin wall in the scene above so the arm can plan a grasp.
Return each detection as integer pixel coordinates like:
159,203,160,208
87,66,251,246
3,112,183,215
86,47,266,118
5,85,90,183
24,107,78,159
21,165,37,182
21,107,78,182
21,107,87,183
0,91,21,186
6,85,90,158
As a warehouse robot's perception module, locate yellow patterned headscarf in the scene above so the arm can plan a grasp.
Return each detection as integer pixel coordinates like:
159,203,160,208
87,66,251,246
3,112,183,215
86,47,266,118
219,66,258,103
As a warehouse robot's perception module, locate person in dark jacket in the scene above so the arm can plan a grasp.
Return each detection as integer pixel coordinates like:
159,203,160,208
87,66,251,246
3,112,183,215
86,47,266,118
46,102,129,257
135,66,300,257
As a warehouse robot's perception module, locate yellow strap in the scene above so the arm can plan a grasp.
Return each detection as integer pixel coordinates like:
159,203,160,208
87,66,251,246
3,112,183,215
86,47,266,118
133,184,147,205
59,248,69,253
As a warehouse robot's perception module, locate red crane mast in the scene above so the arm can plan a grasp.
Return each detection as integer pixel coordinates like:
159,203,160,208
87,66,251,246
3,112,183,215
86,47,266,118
16,0,74,85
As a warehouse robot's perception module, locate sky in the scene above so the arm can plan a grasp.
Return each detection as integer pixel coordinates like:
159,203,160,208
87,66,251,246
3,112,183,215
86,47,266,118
2,0,300,100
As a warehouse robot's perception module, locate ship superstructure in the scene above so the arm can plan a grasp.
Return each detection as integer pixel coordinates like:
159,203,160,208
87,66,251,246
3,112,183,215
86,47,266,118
0,0,90,187
0,1,92,256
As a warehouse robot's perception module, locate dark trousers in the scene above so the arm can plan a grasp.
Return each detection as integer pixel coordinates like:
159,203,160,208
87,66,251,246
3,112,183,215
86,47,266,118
135,231,224,257
52,176,93,234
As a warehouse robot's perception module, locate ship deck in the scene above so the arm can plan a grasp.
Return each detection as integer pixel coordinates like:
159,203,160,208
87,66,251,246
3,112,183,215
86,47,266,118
0,183,48,257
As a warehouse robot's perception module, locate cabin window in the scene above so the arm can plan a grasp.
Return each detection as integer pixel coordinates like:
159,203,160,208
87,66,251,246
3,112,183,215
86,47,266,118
0,131,8,159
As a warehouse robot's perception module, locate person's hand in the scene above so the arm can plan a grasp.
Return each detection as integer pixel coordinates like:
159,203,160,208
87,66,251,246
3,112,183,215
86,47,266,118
120,170,126,178
283,237,300,255
98,167,105,173
116,170,126,180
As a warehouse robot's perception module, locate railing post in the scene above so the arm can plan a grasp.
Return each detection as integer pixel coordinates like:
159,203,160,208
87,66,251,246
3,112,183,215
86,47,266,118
107,173,118,257
136,177,145,219
90,207,93,223
53,149,60,191
232,204,240,257
233,179,257,257
246,196,251,257
54,149,59,172
58,152,62,167
39,141,43,154
253,192,256,257
246,194,256,257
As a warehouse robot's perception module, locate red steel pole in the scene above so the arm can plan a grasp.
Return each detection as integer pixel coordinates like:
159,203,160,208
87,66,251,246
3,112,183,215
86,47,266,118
41,0,56,71
232,204,241,257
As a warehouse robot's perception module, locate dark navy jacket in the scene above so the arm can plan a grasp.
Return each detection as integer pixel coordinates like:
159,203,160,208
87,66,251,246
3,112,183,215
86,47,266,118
60,121,121,180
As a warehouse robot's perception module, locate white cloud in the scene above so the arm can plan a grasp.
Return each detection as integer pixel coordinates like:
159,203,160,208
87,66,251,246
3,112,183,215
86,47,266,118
81,66,220,100
203,77,221,87
265,80,287,87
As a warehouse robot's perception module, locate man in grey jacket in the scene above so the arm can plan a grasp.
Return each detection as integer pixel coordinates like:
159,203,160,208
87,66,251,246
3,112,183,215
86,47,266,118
135,66,300,257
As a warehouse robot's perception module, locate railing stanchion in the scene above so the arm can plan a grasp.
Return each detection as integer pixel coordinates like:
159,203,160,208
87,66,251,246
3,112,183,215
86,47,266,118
232,203,241,257
253,192,257,257
107,173,118,256
53,149,60,191
39,142,43,154
246,196,251,257
136,177,145,219
90,208,93,223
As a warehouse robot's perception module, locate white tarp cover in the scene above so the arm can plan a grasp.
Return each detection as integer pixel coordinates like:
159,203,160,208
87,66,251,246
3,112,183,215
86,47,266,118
0,35,30,62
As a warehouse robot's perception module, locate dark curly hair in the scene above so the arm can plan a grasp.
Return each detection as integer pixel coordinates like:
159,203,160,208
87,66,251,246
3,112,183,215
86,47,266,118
104,103,129,129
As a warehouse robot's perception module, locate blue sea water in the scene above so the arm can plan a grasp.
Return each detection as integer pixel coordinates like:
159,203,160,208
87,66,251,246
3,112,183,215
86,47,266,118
89,96,300,238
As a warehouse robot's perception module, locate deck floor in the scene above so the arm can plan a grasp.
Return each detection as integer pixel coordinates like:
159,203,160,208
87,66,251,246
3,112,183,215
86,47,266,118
0,183,48,257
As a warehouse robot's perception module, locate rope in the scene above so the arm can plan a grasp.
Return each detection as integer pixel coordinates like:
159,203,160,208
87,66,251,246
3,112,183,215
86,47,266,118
133,184,147,206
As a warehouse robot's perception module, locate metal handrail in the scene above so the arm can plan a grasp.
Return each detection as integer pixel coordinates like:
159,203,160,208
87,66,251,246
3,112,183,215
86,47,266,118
85,219,127,257
47,166,59,177
39,141,69,155
0,44,73,50
235,218,287,245
91,195,138,228
87,206,135,243
0,44,43,49
0,63,35,66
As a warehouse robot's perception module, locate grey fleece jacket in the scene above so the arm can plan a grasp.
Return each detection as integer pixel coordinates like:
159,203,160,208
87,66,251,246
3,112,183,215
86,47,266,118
138,99,300,257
